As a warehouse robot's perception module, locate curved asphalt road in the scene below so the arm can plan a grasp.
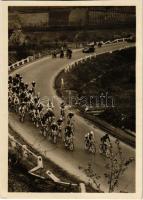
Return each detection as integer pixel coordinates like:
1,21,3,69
9,42,135,192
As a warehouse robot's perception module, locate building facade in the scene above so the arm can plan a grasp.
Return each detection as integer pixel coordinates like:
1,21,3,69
9,6,135,30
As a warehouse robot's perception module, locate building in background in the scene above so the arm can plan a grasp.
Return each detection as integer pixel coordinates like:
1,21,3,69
8,6,135,31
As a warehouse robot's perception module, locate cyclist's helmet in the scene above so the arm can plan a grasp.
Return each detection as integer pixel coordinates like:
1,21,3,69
68,112,74,118
32,81,36,87
90,131,94,136
9,75,12,80
16,73,20,77
25,83,29,88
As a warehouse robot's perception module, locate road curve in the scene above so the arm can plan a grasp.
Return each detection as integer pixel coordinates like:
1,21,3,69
9,42,135,192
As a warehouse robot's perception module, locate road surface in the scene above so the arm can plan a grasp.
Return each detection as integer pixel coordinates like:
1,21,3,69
9,42,135,192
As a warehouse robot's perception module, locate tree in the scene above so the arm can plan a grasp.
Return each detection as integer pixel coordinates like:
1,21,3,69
9,29,26,47
9,29,32,59
104,139,134,192
79,139,134,192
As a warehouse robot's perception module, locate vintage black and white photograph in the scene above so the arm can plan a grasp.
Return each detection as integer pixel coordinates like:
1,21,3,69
7,4,138,195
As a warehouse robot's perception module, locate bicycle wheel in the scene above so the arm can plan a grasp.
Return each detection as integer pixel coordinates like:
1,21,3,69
106,148,110,158
69,142,74,151
99,144,103,154
90,143,96,154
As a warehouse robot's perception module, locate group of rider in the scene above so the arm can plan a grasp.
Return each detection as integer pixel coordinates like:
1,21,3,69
52,47,72,59
8,73,111,153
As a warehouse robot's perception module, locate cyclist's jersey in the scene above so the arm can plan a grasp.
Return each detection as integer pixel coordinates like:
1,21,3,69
41,117,46,125
8,96,12,103
58,124,62,131
101,134,110,143
38,104,43,112
60,103,65,109
85,133,94,143
19,105,26,113
34,110,40,118
47,109,54,117
57,119,63,125
65,126,73,138
24,96,29,103
68,112,74,119
14,98,19,104
29,102,35,110
65,130,72,138
51,123,58,131
20,92,26,99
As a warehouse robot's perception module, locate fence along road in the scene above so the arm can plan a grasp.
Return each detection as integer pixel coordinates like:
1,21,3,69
9,41,135,192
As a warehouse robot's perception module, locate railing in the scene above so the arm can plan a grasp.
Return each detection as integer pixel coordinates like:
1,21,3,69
8,53,42,72
96,36,131,46
64,38,134,73
8,133,86,192
8,37,133,73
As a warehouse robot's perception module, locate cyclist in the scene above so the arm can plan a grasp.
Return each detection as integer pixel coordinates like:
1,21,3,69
57,118,63,138
64,125,74,150
85,131,95,145
60,102,65,119
13,95,20,113
67,112,74,125
31,81,36,95
84,131,96,153
50,122,58,143
99,133,111,154
64,125,73,141
47,100,54,111
18,102,26,122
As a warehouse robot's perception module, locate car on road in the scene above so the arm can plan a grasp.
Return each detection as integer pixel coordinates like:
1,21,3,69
82,45,95,53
